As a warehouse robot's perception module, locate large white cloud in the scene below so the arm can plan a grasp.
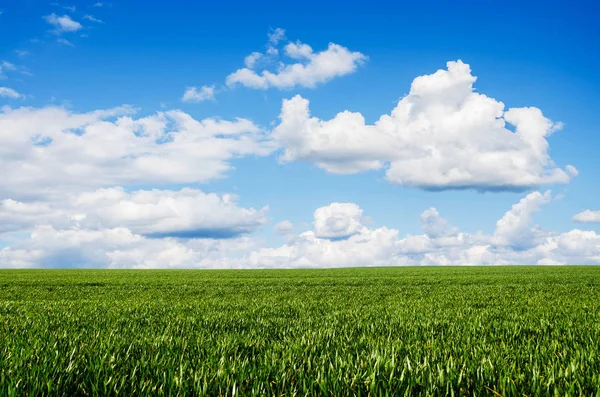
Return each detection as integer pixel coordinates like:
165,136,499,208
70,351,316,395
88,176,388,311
3,190,599,268
0,188,269,238
0,105,273,198
272,61,577,191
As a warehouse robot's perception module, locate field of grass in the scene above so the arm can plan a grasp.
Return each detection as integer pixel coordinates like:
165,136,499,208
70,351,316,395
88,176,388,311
1,267,599,396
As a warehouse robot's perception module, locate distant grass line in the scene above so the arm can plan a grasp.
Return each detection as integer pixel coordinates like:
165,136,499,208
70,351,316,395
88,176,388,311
1,267,599,396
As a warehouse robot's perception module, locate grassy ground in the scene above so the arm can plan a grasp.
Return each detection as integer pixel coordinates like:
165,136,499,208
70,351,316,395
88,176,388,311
1,266,599,396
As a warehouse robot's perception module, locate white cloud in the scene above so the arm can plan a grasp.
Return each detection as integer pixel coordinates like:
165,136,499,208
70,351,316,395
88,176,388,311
0,225,259,268
57,38,75,47
0,100,271,267
0,61,17,79
181,85,216,102
420,207,458,238
225,28,366,90
273,220,294,235
573,210,600,223
15,50,29,58
284,41,313,60
83,14,104,23
93,2,103,7
272,61,576,191
227,43,366,90
1,61,16,71
51,3,76,12
0,105,273,198
0,87,24,99
44,13,82,33
2,191,600,268
268,28,286,45
493,190,551,248
244,193,600,268
313,203,364,239
0,188,268,238
244,52,263,69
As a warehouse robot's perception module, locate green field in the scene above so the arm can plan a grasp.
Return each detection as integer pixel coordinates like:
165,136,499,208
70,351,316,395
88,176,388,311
1,267,599,396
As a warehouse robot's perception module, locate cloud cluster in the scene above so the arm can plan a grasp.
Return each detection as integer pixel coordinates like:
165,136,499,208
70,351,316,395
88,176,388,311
2,191,599,268
0,103,273,268
182,28,365,102
272,61,576,191
245,193,600,268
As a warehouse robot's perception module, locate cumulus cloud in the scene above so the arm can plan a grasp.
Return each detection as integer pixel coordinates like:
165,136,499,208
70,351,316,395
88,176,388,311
226,28,366,90
272,61,576,191
44,13,82,33
313,203,364,239
573,210,600,223
0,105,273,198
0,87,24,99
181,85,216,102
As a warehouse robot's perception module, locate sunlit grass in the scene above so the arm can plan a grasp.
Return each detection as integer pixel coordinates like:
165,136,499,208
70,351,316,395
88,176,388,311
1,267,599,396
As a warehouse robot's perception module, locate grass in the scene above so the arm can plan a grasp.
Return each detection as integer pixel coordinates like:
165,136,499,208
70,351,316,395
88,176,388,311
1,266,599,396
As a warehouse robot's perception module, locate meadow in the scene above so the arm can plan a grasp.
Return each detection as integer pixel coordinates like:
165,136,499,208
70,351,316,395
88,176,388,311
1,267,599,396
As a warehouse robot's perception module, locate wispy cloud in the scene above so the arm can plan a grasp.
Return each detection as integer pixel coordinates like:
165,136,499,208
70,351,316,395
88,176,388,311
0,61,17,79
15,50,29,58
43,13,82,34
0,87,24,99
83,14,104,23
93,2,104,7
50,3,76,12
57,38,75,47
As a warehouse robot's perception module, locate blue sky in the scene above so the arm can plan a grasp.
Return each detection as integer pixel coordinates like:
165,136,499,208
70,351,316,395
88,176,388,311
0,0,599,267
